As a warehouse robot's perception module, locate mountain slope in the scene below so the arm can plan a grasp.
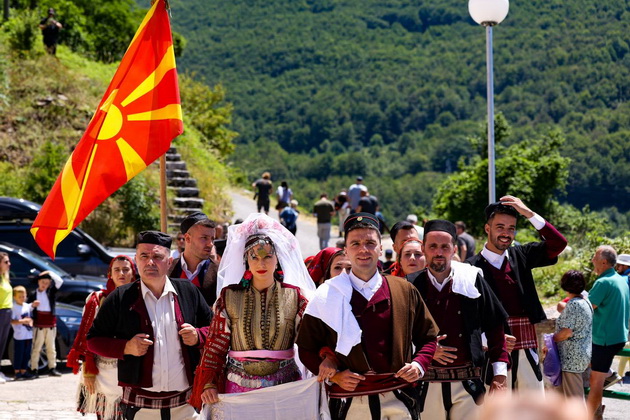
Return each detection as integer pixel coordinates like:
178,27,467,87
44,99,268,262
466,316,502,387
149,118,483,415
171,0,630,215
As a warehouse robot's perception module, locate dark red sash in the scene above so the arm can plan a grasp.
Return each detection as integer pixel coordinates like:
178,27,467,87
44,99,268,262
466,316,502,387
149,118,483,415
35,311,56,328
327,372,411,398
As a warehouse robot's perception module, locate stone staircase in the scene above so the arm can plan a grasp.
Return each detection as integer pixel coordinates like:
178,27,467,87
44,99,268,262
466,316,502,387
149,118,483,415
165,147,204,232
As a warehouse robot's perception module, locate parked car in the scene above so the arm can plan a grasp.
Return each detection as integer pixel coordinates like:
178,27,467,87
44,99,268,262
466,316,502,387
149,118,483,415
0,197,122,276
0,242,105,307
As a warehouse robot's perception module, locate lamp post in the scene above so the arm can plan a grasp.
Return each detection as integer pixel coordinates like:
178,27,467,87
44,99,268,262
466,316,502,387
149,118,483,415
468,0,509,204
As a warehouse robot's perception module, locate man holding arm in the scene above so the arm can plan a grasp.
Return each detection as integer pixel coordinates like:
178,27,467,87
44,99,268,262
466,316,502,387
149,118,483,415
407,220,508,420
297,213,438,420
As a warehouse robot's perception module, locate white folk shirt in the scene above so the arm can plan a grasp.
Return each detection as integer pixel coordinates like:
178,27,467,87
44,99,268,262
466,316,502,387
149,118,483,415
180,255,206,281
35,272,64,312
140,277,189,392
348,270,382,302
36,289,51,311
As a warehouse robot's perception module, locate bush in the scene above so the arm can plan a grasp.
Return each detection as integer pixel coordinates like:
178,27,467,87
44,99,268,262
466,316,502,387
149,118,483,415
23,140,66,204
3,9,40,57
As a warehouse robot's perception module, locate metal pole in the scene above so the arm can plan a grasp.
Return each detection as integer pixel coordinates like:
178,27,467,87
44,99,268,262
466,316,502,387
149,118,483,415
159,155,168,233
486,24,496,204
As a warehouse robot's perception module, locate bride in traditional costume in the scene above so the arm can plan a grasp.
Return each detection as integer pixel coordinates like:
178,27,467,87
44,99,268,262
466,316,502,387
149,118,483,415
190,213,315,409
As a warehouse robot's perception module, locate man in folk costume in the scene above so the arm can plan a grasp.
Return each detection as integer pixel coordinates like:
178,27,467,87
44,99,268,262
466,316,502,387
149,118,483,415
406,220,508,420
297,213,439,420
467,196,567,392
169,212,219,306
88,231,213,419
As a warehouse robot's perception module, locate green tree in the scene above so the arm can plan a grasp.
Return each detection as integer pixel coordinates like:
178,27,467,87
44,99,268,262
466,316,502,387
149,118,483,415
179,75,237,158
433,127,570,236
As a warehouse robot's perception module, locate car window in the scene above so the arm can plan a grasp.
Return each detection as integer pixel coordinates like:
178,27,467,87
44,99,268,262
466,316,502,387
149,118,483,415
55,232,85,257
8,253,37,278
1,228,46,256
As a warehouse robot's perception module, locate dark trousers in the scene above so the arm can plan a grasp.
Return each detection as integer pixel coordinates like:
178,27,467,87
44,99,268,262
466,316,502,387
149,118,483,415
14,338,32,370
0,308,11,359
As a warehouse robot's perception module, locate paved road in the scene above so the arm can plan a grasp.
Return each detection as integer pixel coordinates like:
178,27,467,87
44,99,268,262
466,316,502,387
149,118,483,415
229,189,394,258
0,366,94,419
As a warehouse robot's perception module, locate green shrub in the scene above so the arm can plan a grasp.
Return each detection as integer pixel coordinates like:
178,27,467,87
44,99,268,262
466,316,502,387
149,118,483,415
23,140,66,204
3,9,40,57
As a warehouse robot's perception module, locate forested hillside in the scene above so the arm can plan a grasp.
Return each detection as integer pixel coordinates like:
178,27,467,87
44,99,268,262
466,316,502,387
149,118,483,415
171,0,630,228
0,0,236,245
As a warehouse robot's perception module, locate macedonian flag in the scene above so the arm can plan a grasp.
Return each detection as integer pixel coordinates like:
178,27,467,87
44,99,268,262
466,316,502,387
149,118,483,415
31,0,183,259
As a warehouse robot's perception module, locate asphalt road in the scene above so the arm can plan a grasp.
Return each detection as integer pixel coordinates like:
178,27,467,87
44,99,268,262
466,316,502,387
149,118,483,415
229,188,394,259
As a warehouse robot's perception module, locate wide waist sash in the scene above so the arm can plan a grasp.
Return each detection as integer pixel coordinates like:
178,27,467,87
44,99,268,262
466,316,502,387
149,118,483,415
327,372,410,398
423,363,481,382
34,311,56,328
228,349,295,360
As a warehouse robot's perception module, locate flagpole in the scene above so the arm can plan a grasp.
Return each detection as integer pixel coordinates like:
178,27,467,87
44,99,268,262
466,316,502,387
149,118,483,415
159,155,168,233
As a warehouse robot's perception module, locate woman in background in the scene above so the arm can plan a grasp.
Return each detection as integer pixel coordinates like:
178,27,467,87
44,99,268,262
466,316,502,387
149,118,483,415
0,252,13,384
391,239,425,277
307,247,351,286
553,270,592,401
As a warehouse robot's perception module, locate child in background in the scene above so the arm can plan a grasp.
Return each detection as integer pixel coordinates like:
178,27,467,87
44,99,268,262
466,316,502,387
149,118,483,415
10,286,39,380
28,271,63,377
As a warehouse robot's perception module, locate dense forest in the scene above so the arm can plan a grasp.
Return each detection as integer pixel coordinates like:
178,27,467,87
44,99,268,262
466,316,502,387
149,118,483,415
169,0,630,230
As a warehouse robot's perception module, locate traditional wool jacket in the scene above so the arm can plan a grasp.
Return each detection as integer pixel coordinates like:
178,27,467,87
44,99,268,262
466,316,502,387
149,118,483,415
297,275,438,376
467,221,567,325
169,256,218,307
87,279,212,388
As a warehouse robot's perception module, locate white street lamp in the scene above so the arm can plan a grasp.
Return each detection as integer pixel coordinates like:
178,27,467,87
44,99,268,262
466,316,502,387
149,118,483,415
468,0,509,204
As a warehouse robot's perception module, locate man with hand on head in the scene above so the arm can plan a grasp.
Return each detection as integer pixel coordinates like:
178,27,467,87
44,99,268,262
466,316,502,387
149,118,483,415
467,195,567,393
169,212,218,306
407,220,508,420
88,231,212,419
297,213,438,420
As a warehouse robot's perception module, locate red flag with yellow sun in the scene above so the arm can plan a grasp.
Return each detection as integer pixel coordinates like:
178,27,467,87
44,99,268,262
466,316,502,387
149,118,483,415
31,0,183,259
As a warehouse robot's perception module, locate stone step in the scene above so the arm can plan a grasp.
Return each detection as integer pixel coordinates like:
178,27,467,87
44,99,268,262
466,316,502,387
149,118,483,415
165,153,182,161
167,177,197,188
166,169,190,178
168,214,188,223
174,197,204,208
166,161,186,170
167,223,181,232
170,187,200,198
172,207,205,215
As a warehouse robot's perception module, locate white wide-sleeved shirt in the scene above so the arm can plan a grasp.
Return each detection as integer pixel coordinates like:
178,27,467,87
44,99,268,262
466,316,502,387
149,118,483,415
140,277,189,392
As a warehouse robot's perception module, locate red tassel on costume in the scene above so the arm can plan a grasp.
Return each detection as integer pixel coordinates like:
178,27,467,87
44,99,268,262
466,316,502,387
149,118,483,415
66,348,82,374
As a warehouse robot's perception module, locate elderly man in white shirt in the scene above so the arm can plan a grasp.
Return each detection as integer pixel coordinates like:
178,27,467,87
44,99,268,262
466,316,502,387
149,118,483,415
88,231,213,420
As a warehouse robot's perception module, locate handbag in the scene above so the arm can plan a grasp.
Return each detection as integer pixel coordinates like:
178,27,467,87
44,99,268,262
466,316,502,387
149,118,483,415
542,333,562,386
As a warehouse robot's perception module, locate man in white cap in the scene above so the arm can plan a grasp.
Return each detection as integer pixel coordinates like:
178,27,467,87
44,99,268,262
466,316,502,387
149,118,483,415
616,253,630,280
